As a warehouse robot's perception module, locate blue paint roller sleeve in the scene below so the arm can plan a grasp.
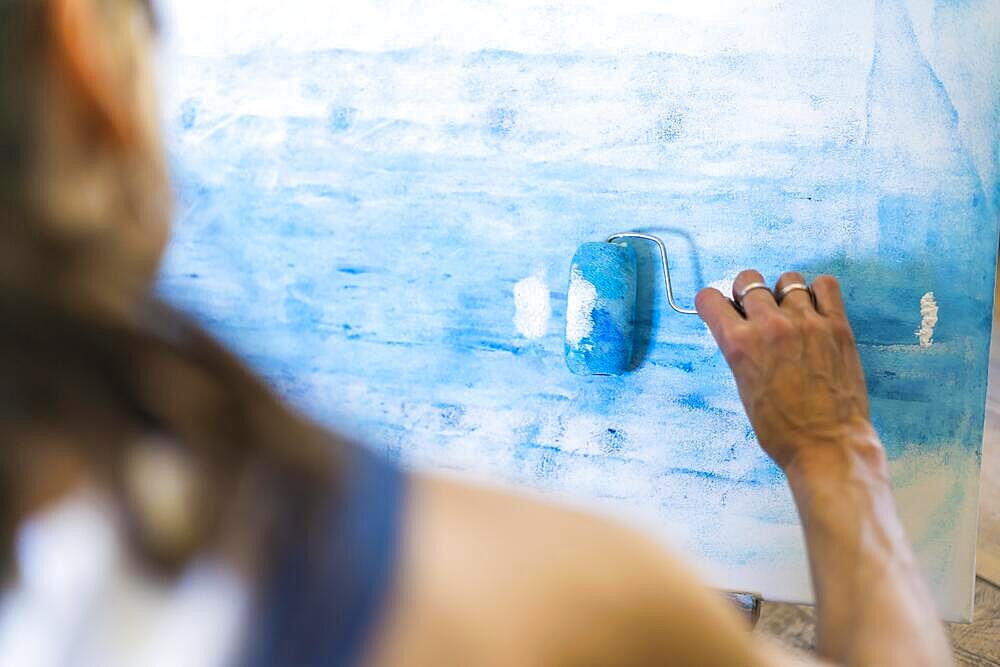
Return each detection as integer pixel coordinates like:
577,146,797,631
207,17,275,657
564,241,638,376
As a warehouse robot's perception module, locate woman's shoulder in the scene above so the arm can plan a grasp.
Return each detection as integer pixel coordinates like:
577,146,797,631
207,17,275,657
368,473,776,666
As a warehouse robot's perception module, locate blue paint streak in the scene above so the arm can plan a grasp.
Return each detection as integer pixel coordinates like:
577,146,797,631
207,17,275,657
328,106,356,133
179,99,198,130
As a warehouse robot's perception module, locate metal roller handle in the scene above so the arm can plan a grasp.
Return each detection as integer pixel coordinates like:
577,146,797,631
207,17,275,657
606,232,698,315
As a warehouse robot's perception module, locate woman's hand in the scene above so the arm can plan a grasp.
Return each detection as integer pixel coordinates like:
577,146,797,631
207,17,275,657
695,270,877,472
697,270,953,667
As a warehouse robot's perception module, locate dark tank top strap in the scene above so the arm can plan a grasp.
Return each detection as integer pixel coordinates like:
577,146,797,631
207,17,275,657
244,443,407,666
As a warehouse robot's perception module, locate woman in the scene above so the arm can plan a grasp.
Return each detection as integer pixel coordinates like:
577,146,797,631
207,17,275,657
0,0,953,665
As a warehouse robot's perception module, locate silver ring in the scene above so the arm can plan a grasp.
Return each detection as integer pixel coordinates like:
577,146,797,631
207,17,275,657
735,282,772,306
777,283,815,307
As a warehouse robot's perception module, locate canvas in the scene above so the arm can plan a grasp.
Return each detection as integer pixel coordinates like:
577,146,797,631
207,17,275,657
157,0,999,620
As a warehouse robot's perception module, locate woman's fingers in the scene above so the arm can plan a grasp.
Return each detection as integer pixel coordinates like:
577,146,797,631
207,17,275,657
701,268,872,471
695,287,743,345
811,275,847,319
773,271,814,317
731,269,777,320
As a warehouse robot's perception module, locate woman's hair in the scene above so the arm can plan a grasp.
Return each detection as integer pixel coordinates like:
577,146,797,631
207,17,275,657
0,0,341,574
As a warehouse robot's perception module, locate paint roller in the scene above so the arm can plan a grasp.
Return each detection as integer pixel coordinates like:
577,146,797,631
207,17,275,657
565,233,703,376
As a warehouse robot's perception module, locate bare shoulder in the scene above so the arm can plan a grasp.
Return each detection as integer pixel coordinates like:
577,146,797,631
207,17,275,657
367,474,792,667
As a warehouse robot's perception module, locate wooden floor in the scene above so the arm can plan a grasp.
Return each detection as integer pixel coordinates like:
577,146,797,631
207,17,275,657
756,578,1000,665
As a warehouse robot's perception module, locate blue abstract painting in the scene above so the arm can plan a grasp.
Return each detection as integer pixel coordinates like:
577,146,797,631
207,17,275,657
157,0,999,619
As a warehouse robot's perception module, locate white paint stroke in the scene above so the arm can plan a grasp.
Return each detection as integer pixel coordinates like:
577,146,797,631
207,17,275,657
566,267,597,346
917,291,939,347
513,275,551,339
